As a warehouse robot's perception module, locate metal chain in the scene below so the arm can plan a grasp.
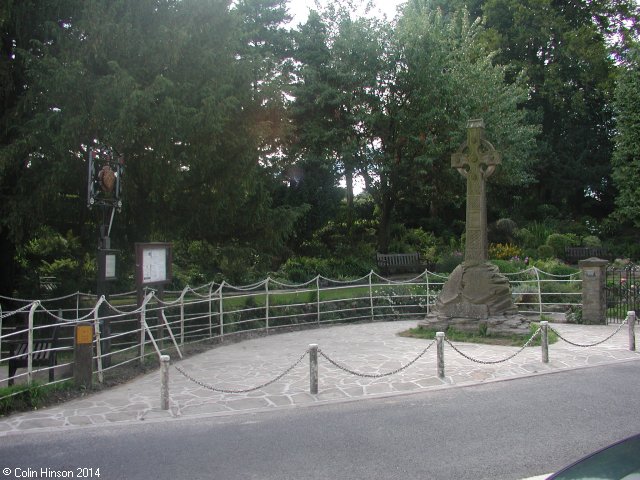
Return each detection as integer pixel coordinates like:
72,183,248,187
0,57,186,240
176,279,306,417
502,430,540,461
173,349,309,394
318,340,436,378
550,320,628,348
444,327,542,365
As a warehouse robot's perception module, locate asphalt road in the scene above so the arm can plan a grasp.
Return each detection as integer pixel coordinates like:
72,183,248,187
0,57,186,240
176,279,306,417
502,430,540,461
1,362,639,480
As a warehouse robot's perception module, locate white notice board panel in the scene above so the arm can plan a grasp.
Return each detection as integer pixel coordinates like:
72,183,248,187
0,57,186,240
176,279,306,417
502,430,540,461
105,254,117,279
143,247,167,283
136,243,172,286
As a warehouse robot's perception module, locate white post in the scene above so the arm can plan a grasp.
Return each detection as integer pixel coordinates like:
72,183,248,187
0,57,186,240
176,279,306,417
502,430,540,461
369,272,374,322
160,355,170,410
265,278,270,332
628,311,636,352
309,344,318,394
541,321,549,363
436,332,445,379
208,282,214,339
219,282,225,337
140,292,154,365
27,301,39,385
180,286,188,346
534,267,543,319
316,276,321,324
94,296,105,383
425,271,431,315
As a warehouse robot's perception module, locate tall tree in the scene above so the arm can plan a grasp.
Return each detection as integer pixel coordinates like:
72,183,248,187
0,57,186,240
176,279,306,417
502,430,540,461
232,0,294,161
369,5,539,250
612,47,640,227
0,0,84,295
290,8,387,230
0,0,304,292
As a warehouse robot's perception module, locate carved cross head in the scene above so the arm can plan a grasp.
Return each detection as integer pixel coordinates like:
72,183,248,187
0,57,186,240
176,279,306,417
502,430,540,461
451,119,501,179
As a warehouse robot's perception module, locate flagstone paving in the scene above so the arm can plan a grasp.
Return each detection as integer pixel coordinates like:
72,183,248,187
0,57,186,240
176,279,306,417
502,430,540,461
1,320,638,435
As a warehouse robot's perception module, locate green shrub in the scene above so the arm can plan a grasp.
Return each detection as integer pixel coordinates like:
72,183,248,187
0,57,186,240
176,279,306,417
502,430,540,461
277,255,374,282
546,233,575,258
543,233,580,259
516,221,555,250
582,235,602,248
536,244,555,259
491,259,528,273
389,228,439,265
436,252,463,273
532,258,579,276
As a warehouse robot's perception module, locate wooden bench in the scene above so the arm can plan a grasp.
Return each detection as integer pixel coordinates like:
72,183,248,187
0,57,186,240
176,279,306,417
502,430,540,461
7,323,60,386
376,252,423,275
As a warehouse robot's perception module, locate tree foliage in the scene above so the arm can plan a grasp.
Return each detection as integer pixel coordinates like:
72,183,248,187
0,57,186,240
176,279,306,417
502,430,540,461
612,47,640,227
0,0,637,295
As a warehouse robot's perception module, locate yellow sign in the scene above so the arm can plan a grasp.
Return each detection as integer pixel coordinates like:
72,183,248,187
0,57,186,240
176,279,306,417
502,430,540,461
76,325,93,345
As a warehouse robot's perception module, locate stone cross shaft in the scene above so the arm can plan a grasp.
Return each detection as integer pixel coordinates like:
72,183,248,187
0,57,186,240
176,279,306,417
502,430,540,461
451,119,501,264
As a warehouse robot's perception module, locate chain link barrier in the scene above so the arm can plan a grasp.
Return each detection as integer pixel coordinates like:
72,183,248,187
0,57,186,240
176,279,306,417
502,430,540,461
167,320,632,397
173,349,309,394
550,320,628,348
318,341,436,378
444,327,542,365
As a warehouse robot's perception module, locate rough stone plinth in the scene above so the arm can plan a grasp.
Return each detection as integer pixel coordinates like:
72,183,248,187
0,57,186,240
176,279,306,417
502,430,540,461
434,262,516,318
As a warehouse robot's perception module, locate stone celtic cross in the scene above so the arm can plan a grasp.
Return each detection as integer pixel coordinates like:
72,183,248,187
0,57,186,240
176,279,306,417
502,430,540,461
451,119,501,264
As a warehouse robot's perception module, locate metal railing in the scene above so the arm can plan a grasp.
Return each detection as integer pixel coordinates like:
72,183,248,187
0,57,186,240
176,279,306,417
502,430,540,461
0,267,581,393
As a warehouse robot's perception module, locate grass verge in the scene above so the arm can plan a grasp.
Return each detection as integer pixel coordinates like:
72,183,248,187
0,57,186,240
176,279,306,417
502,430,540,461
399,322,557,347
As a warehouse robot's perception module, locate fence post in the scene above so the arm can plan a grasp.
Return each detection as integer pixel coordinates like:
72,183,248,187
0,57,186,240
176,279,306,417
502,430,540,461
316,276,321,324
27,301,39,385
208,282,214,339
541,321,549,363
309,344,318,395
160,355,170,410
628,311,636,352
436,332,445,379
368,272,374,322
180,286,188,346
425,271,431,315
140,292,154,365
94,296,105,383
219,282,225,337
534,267,543,319
74,322,94,389
0,304,3,362
265,277,270,332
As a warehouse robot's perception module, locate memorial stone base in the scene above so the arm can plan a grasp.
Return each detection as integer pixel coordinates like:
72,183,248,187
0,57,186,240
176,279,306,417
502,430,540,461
419,262,531,336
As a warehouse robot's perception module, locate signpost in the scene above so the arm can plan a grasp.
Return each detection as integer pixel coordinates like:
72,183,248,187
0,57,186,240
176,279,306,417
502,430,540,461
87,145,124,367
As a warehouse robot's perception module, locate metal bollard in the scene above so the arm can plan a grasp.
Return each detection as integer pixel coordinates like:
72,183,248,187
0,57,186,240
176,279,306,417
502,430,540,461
629,311,636,352
436,332,445,379
541,321,549,364
309,344,318,395
160,355,170,410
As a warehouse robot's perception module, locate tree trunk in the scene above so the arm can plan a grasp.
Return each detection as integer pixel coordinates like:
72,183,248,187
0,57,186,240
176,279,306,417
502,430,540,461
377,193,394,253
345,167,354,231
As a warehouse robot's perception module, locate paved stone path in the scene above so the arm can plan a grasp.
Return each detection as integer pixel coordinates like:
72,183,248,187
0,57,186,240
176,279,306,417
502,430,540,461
0,321,638,436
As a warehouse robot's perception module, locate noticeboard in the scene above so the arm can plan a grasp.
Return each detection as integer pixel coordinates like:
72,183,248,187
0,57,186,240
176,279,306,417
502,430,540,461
135,243,173,287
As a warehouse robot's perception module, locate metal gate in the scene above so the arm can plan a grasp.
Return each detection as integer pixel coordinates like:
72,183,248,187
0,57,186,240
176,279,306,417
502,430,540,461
605,263,639,323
